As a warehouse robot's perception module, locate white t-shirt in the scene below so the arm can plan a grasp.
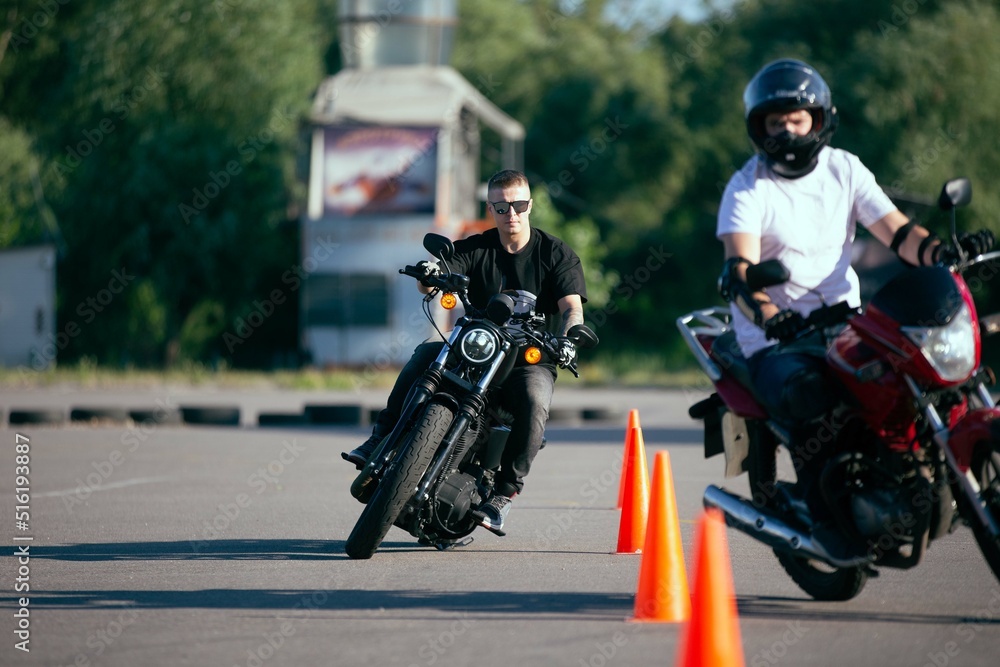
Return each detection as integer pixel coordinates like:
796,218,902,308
717,147,897,357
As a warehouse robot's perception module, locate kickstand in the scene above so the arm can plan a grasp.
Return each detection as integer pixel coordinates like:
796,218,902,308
418,536,475,550
433,537,474,551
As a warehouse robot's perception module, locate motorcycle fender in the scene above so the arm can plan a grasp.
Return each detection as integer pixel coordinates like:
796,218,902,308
701,403,724,459
715,375,768,420
948,407,1000,471
722,412,750,478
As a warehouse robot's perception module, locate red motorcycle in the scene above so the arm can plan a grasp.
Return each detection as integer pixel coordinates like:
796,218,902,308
678,178,1000,600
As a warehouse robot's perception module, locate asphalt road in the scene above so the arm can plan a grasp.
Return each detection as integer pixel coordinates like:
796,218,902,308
1,387,999,667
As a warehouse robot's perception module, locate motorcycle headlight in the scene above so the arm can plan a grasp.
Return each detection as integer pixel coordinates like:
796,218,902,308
458,328,499,365
902,302,977,382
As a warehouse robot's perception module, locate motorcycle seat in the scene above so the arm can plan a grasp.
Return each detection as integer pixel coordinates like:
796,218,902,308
710,330,757,393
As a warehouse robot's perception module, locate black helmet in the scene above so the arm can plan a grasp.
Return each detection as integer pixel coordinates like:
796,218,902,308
744,59,839,178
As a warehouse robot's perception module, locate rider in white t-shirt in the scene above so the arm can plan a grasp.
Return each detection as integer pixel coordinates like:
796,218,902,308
715,59,993,517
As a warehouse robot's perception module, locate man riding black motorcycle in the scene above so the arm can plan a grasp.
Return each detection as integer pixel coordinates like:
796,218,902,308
716,58,994,519
342,169,588,534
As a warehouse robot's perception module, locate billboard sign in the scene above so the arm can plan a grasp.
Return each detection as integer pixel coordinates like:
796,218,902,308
322,125,438,216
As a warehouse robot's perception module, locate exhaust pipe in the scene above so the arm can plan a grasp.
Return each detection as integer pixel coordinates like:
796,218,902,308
703,485,873,569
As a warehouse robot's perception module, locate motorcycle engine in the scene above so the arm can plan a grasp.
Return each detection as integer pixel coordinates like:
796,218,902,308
434,471,480,528
849,486,913,538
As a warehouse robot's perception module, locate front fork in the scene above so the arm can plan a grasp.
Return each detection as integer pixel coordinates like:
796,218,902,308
908,375,1000,538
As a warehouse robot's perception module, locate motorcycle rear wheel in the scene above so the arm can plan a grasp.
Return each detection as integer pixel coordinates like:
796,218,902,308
747,422,869,601
966,440,1000,583
344,403,452,559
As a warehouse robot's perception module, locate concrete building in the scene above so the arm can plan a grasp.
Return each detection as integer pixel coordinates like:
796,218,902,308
300,0,524,366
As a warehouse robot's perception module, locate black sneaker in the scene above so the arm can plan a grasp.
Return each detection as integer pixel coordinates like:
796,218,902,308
473,493,512,536
341,434,380,470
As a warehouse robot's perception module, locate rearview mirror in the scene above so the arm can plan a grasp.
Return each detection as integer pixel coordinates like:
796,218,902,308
568,324,599,350
938,178,972,211
423,233,455,261
746,259,789,291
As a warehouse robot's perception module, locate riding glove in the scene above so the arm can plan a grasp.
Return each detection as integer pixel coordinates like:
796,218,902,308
763,308,807,342
933,230,996,265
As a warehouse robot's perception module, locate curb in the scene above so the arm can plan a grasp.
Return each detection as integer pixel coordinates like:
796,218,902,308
179,406,242,426
304,404,365,426
70,407,131,424
8,408,67,426
6,403,625,428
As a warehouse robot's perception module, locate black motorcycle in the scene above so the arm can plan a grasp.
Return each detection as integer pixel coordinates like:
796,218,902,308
345,233,599,559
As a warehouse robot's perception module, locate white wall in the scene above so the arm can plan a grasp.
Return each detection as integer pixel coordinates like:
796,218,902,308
0,246,56,368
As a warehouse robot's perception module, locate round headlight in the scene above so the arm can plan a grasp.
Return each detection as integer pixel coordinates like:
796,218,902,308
459,328,498,364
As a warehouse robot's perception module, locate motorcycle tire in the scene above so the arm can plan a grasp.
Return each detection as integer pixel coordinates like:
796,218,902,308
963,439,1000,583
746,421,869,601
344,403,452,560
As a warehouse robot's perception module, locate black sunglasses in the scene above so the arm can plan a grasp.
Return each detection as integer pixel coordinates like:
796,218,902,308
490,200,530,215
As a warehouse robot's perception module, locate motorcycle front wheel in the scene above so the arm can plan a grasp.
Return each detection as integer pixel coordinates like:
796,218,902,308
344,402,453,559
965,439,1000,583
747,422,869,601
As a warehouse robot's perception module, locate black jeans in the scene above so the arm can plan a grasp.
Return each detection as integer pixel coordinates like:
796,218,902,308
371,341,555,498
746,333,841,505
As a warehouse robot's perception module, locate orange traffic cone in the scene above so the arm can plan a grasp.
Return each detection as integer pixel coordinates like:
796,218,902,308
676,508,745,667
617,409,641,509
629,451,690,622
615,425,650,554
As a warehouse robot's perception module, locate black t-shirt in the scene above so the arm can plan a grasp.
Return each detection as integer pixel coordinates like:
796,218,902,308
448,227,587,316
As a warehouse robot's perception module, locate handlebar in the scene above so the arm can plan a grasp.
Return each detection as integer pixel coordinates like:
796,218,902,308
401,264,585,376
777,300,858,344
400,265,471,296
805,300,857,330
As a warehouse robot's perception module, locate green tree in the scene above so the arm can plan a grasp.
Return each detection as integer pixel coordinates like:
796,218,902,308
0,117,57,248
1,0,322,366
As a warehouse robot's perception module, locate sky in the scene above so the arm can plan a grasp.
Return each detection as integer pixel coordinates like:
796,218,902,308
601,0,740,29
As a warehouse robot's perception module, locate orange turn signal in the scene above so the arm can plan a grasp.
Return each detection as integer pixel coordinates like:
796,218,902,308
524,347,542,365
440,293,457,310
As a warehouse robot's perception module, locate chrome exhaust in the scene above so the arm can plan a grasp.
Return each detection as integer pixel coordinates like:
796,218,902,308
703,485,873,569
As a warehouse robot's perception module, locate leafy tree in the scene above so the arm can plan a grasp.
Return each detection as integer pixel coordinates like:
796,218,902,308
0,117,56,248
1,0,322,366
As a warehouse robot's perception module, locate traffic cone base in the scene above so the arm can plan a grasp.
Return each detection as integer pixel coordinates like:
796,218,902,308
676,508,745,667
628,451,690,623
